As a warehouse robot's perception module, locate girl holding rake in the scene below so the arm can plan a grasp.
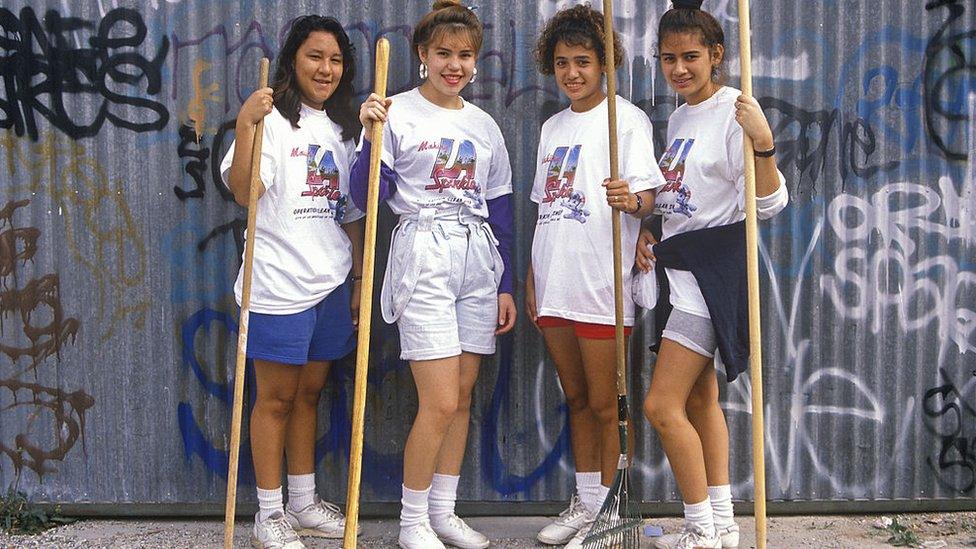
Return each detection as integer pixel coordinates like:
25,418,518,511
351,1,516,547
527,5,666,548
221,15,364,549
638,2,789,548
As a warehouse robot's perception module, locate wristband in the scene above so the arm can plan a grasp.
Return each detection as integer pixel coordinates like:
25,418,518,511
754,145,776,158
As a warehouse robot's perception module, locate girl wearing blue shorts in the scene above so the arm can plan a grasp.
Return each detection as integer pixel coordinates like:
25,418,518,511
221,15,364,549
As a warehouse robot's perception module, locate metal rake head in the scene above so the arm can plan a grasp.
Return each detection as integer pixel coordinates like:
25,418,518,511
582,468,642,548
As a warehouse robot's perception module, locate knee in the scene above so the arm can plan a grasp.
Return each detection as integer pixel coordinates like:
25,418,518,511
563,389,589,415
588,397,617,426
456,392,473,417
643,395,682,434
685,384,718,416
420,395,459,429
294,384,324,408
256,391,296,420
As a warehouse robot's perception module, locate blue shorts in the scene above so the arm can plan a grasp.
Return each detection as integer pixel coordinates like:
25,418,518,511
245,281,356,365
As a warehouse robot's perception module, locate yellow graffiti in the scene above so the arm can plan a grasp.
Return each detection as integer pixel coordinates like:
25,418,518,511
0,133,149,341
185,58,221,141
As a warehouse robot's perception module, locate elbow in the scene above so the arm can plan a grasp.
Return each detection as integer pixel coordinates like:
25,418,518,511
757,185,789,220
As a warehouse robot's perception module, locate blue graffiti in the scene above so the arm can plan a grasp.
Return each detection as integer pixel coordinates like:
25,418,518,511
177,304,402,495
481,335,570,496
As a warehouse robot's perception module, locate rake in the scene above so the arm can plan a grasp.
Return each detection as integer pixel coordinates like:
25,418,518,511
583,1,642,547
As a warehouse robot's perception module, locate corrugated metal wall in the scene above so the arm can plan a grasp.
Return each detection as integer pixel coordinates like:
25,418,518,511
1,0,974,509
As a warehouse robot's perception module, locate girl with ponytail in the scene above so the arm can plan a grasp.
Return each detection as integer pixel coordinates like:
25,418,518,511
639,2,789,548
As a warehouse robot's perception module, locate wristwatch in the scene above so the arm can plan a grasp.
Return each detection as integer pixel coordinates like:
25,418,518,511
630,193,643,215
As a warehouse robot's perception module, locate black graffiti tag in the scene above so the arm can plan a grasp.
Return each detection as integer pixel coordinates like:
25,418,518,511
0,7,169,141
923,0,976,161
923,368,976,493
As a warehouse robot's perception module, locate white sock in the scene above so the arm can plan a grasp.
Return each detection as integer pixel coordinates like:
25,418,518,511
575,471,601,504
586,484,610,515
683,498,716,537
429,473,460,522
286,473,316,512
257,486,284,522
399,484,431,529
708,485,735,529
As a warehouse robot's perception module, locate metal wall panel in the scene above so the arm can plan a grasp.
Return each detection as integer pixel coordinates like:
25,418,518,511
1,0,974,508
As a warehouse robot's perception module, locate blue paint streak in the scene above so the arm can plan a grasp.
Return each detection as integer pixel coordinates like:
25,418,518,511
180,307,237,403
481,334,569,496
178,401,255,485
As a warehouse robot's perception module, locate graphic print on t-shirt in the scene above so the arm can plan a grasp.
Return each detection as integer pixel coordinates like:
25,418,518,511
298,144,346,222
540,145,589,224
657,138,697,219
423,138,482,207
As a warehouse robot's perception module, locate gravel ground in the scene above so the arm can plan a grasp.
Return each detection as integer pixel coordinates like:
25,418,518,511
1,512,974,548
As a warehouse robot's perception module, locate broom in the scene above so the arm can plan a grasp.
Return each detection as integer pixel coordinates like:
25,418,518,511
582,1,642,547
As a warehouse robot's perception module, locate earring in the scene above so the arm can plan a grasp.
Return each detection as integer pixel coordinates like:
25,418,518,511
470,66,477,83
419,63,428,79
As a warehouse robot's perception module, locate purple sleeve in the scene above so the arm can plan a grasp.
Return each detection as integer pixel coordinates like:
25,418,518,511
486,194,514,295
350,138,397,211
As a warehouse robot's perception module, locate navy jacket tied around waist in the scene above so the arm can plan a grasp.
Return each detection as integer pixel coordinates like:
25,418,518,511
653,220,750,382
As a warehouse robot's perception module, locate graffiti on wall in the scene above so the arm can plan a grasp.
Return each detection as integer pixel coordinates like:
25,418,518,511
0,0,975,503
0,199,92,477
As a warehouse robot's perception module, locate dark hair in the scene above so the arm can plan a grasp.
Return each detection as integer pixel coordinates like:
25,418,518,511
412,0,484,58
657,2,726,82
534,4,624,75
271,15,359,140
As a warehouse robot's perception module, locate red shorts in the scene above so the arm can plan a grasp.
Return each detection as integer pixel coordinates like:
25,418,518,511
536,316,633,340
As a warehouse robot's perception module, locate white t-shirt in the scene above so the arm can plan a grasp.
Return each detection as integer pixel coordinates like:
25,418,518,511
655,86,789,317
362,87,513,217
220,104,364,314
530,96,667,325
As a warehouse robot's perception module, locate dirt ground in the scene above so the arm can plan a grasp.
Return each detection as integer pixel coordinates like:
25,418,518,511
1,512,974,548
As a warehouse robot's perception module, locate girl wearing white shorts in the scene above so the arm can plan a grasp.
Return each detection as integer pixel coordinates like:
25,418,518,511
351,2,516,548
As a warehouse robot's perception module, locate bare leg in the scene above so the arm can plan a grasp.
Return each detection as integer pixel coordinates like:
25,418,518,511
643,338,713,503
402,356,461,490
251,360,302,489
433,352,482,475
685,366,730,487
542,326,601,473
284,360,331,475
579,336,634,485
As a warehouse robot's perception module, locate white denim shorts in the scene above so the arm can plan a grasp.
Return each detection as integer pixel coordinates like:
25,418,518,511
662,307,717,358
381,207,503,361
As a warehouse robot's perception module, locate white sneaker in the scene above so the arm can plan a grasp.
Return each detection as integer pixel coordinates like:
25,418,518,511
650,523,721,549
716,523,739,548
431,513,490,549
537,494,590,545
251,511,306,549
285,496,357,538
399,520,447,549
563,514,596,549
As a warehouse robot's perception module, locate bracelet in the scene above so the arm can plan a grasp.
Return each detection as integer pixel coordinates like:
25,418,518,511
629,193,643,215
754,145,776,157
